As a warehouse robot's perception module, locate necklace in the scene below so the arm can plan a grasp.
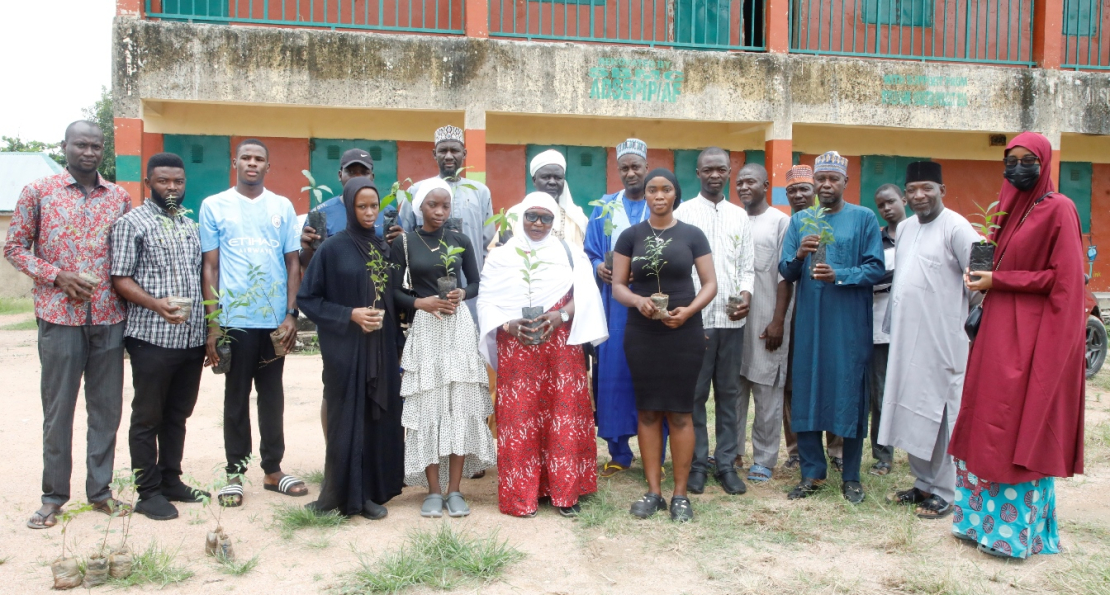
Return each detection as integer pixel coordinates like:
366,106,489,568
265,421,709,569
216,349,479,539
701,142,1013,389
416,228,444,252
648,218,677,240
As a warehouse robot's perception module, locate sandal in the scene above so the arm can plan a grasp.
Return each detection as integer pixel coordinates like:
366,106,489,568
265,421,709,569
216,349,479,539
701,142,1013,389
421,493,444,518
92,497,132,516
842,480,865,504
218,483,244,507
264,474,308,497
787,478,825,500
915,495,952,519
869,461,892,476
783,455,801,470
27,504,60,529
887,487,929,505
600,461,630,478
747,464,773,483
445,492,470,517
830,457,844,473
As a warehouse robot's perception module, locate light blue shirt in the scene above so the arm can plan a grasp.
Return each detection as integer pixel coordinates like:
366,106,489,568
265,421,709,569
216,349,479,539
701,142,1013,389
200,187,300,329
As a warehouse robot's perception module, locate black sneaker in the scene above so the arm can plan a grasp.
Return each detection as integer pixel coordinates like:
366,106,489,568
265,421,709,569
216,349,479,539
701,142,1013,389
669,496,694,522
687,470,708,495
629,493,667,519
557,503,581,517
842,480,866,504
162,482,208,503
715,469,747,495
136,495,179,520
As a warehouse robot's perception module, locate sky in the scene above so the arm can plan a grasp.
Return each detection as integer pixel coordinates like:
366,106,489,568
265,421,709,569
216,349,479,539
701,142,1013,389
0,0,116,144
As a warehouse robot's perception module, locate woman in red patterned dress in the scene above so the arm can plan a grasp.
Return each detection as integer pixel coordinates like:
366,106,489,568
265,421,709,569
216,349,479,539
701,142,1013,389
478,192,609,517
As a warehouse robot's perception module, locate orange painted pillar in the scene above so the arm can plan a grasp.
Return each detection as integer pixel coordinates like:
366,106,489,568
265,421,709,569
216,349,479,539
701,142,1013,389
1052,149,1062,188
1034,0,1063,69
465,129,487,185
114,118,145,205
117,0,142,17
765,0,790,53
465,0,489,38
765,138,793,209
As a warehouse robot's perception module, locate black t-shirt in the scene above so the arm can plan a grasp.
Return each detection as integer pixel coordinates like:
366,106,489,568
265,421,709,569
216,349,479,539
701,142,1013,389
614,220,711,315
392,228,480,308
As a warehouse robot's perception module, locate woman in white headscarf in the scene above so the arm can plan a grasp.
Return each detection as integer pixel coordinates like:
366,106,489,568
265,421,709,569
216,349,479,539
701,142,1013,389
394,178,495,519
478,192,608,518
507,150,589,249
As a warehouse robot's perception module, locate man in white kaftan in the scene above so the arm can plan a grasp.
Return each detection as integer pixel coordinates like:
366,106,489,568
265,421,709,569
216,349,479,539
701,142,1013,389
878,161,981,517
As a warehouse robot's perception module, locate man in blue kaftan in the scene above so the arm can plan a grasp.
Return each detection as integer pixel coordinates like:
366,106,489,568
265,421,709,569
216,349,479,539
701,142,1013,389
778,151,885,504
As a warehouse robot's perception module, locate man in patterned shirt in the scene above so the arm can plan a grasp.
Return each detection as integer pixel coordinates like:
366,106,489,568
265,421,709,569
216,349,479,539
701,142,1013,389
5,121,132,529
110,153,208,520
674,147,755,496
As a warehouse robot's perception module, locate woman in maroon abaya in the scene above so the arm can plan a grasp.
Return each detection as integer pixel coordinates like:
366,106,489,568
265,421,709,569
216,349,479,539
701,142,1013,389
950,131,1085,559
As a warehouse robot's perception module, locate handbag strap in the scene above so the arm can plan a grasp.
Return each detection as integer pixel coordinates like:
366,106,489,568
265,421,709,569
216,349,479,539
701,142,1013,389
401,232,413,291
558,238,574,270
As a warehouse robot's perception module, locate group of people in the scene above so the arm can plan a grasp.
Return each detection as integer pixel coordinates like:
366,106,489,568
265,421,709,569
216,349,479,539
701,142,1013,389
7,120,1085,561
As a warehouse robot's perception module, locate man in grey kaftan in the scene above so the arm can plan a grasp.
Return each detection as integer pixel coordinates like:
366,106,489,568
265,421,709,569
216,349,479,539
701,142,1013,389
878,161,980,517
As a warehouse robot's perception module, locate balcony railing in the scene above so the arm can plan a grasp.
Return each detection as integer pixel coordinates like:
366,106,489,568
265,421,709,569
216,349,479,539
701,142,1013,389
1063,0,1110,69
145,0,465,34
790,0,1035,65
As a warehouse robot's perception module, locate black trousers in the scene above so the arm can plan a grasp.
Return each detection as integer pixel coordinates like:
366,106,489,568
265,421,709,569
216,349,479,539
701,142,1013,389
126,338,205,499
223,328,286,475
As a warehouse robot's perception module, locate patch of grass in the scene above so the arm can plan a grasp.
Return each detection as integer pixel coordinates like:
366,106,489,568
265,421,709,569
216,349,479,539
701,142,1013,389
108,540,194,588
0,319,37,331
885,566,987,595
0,297,33,315
340,525,524,594
303,534,332,550
271,502,347,539
298,468,325,485
216,553,260,576
0,556,8,565
1085,420,1110,463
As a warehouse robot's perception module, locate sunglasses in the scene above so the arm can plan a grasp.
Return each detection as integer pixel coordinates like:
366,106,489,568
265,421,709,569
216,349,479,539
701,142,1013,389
1003,156,1040,167
524,212,554,225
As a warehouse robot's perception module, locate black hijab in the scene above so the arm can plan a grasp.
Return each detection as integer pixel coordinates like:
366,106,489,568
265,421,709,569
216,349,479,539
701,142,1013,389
644,168,682,207
343,177,389,262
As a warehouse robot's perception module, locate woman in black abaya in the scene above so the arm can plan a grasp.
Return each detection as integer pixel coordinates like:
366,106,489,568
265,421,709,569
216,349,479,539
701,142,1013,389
298,177,404,519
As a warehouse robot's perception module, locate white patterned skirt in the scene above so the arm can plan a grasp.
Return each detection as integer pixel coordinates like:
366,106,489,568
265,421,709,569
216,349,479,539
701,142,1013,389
400,306,495,489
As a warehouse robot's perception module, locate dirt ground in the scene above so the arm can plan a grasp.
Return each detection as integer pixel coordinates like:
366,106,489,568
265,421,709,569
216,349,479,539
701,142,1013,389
1,316,1108,594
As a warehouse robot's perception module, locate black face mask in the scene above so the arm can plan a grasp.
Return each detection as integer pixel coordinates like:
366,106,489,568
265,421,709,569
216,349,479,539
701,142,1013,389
1004,163,1040,191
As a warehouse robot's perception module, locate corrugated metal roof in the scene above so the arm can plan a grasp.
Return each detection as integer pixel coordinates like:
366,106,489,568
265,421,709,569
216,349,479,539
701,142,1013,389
0,153,65,212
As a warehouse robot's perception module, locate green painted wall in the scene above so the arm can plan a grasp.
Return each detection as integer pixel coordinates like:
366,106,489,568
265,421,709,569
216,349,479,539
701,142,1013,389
859,155,928,220
1060,161,1093,233
309,139,398,209
162,134,231,220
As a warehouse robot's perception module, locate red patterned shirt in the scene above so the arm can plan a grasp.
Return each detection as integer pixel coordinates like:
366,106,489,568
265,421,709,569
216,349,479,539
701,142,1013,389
4,171,132,326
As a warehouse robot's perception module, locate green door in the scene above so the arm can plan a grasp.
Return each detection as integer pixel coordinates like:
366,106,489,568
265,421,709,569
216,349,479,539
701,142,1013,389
163,134,231,221
525,145,607,211
1059,161,1093,233
674,0,732,47
859,155,927,219
309,139,398,209
161,0,228,18
674,149,702,203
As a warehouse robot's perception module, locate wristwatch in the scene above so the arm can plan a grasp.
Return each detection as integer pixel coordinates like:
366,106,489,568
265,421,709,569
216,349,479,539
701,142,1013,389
559,309,570,323
287,308,299,319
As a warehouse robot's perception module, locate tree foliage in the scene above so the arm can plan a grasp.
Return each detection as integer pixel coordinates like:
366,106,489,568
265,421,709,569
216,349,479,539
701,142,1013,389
83,87,116,182
0,135,64,166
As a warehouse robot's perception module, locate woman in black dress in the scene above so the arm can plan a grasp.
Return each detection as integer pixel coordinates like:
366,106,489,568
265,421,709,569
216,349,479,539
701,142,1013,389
297,177,404,519
611,168,716,522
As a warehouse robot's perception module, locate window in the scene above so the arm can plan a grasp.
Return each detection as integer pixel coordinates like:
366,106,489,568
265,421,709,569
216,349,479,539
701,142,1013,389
159,0,229,18
1064,0,1097,37
861,0,934,27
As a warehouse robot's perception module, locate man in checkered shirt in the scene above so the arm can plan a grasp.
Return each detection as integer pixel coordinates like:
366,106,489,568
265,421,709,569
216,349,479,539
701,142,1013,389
110,153,208,521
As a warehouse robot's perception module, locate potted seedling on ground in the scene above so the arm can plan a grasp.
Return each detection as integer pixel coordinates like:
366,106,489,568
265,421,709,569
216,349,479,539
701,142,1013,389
51,503,93,589
634,236,672,319
187,459,251,561
106,470,138,580
969,200,1006,281
157,198,197,323
437,239,466,301
485,208,518,245
517,246,549,344
85,494,128,587
799,198,835,271
588,198,626,270
364,248,395,332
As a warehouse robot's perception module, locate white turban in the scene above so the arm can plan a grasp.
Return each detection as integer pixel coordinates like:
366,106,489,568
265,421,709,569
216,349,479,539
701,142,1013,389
528,150,589,235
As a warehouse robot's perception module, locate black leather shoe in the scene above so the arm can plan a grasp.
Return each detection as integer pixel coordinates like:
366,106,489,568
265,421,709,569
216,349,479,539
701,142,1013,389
787,478,826,500
361,500,388,520
629,493,667,519
715,469,747,495
687,470,708,494
162,482,208,503
136,495,179,520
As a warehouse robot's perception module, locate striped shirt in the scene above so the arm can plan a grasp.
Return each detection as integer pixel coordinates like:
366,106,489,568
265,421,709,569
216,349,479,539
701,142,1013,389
110,200,206,349
674,194,755,329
